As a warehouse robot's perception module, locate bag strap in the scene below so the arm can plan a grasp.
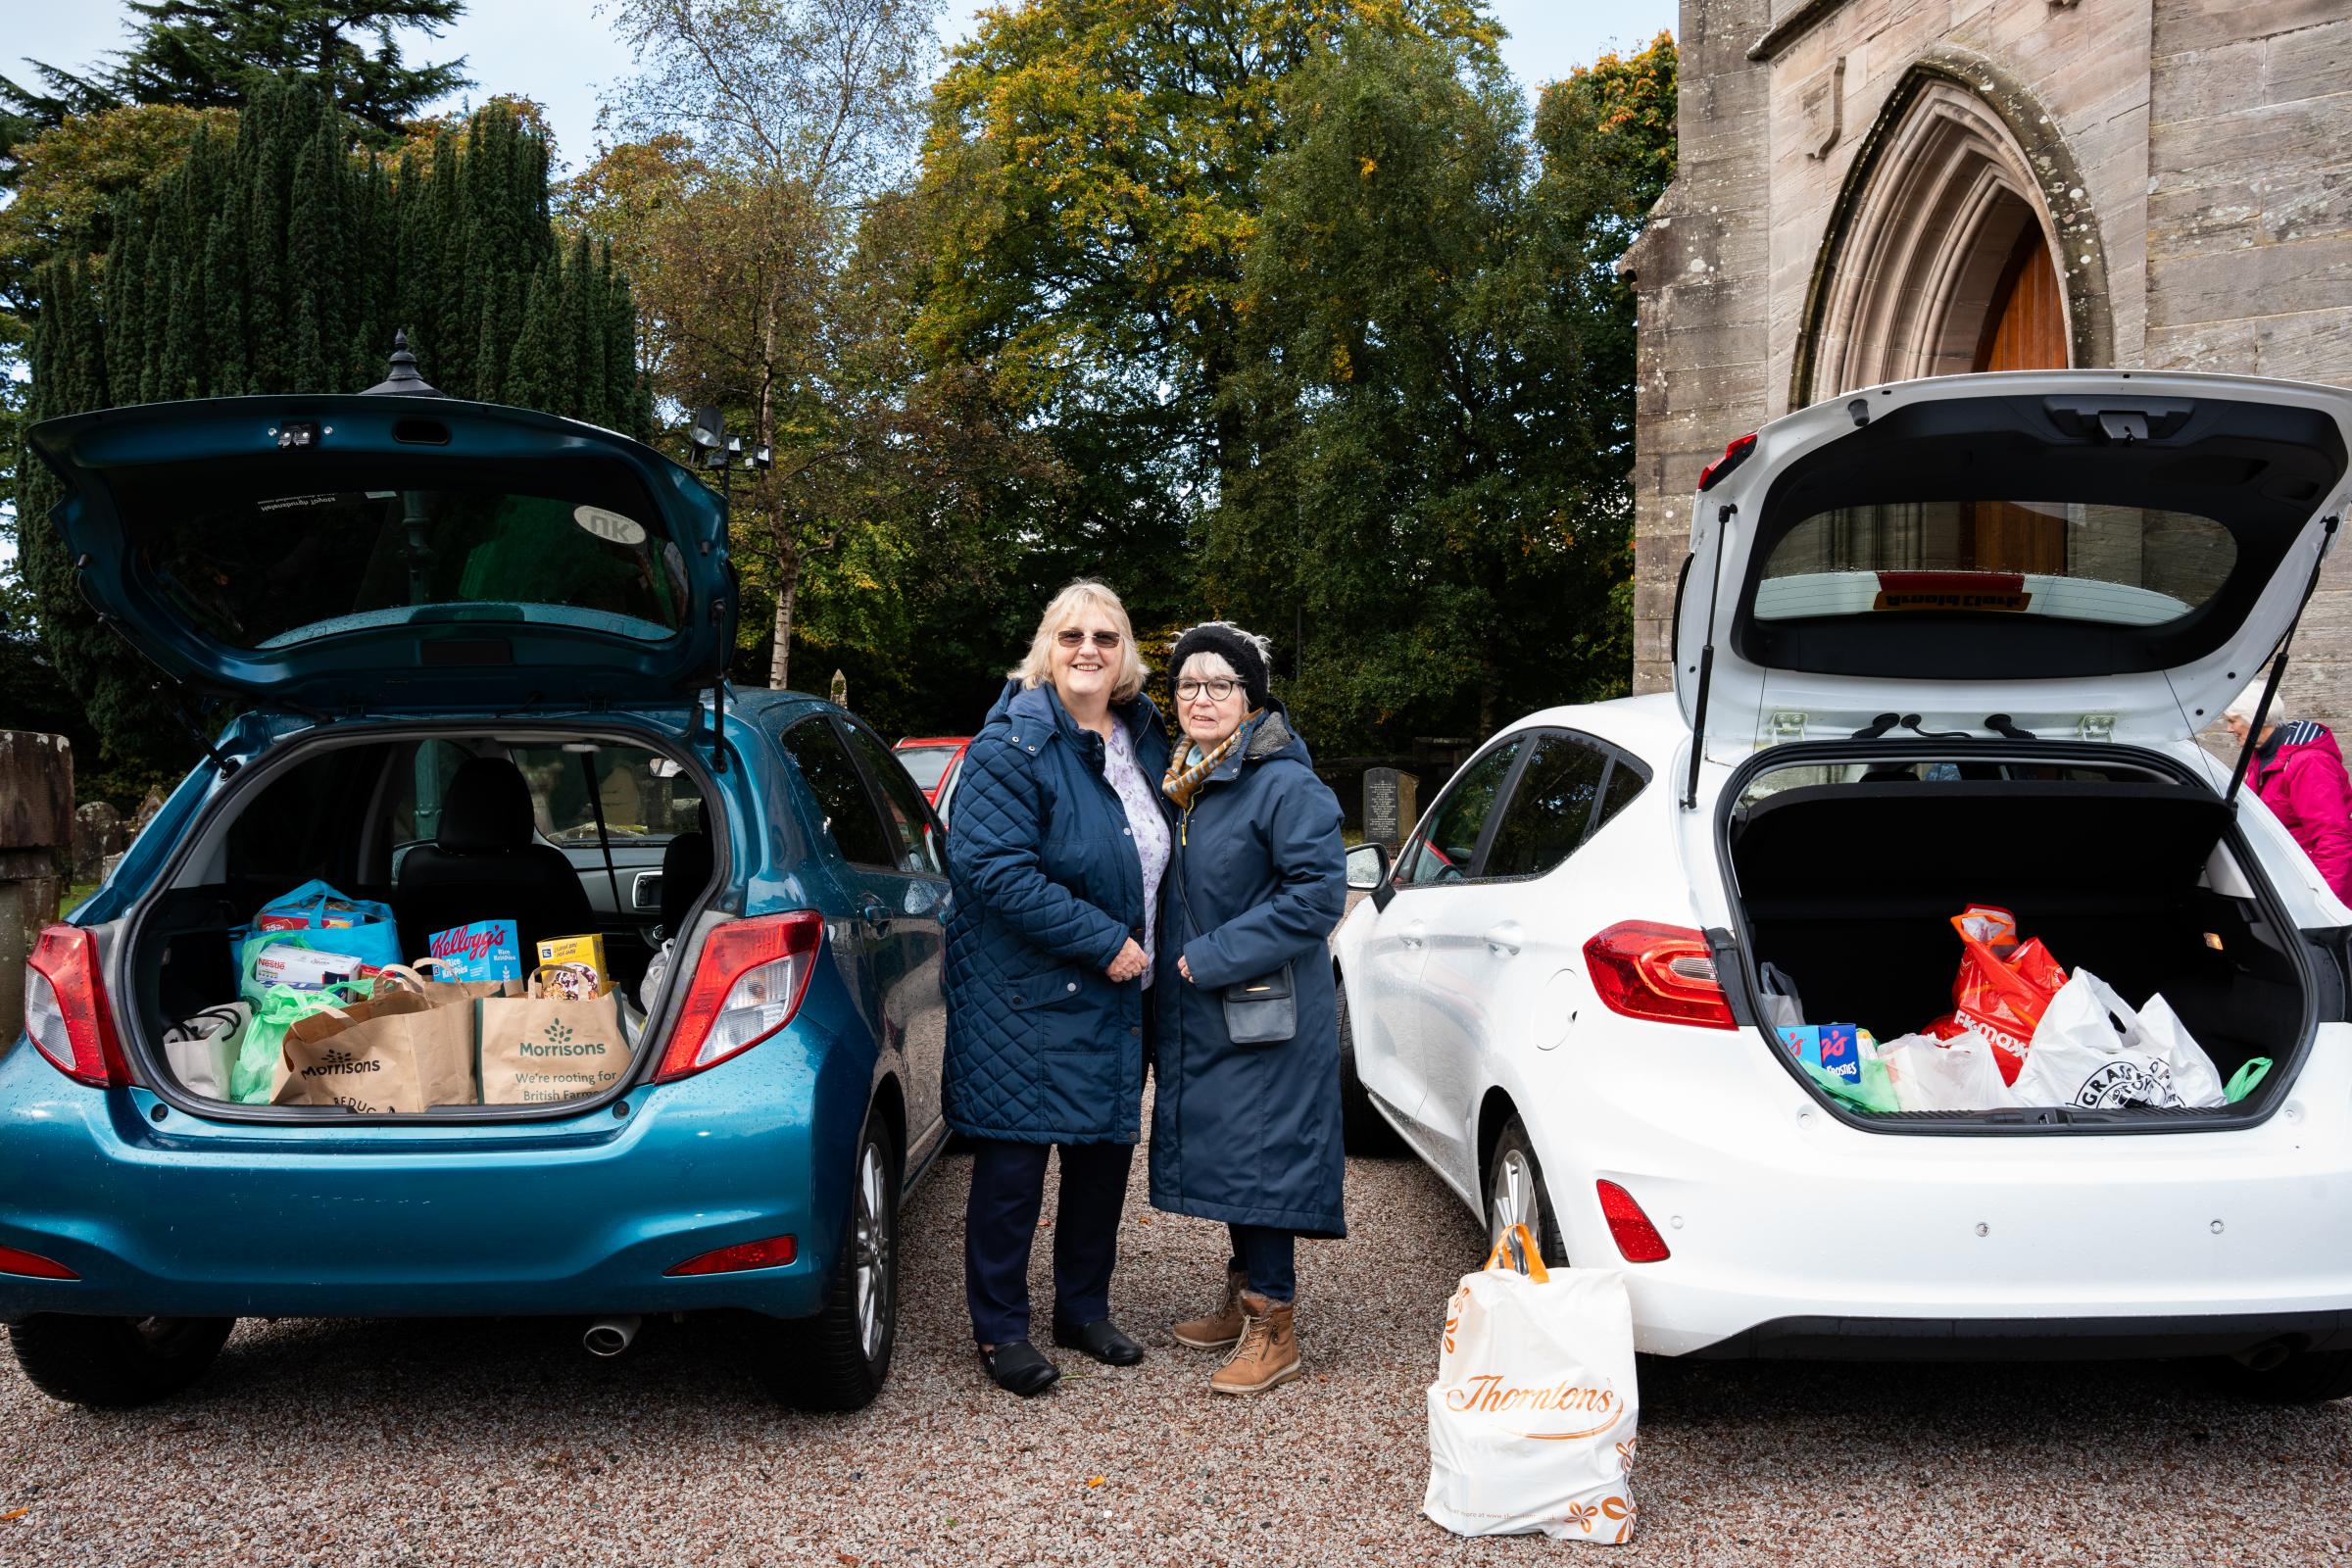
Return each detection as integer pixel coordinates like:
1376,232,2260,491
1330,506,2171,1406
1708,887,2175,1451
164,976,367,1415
374,963,434,995
1481,1223,1551,1284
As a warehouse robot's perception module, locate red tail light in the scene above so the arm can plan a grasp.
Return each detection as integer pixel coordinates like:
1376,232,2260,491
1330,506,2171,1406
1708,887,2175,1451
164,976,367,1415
1697,432,1757,492
665,1234,799,1276
24,924,130,1087
656,910,825,1082
1596,1181,1671,1263
0,1245,77,1280
1583,920,1736,1029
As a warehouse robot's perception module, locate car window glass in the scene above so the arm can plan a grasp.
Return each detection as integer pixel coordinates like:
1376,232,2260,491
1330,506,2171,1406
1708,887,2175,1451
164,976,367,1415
896,745,957,792
388,739,474,849
1593,755,1648,837
1481,733,1610,880
782,715,895,868
1399,738,1522,886
843,722,943,876
510,742,695,847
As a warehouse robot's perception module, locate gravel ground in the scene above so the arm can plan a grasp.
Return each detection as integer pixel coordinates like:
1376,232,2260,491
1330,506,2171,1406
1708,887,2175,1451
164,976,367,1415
6,1144,2351,1567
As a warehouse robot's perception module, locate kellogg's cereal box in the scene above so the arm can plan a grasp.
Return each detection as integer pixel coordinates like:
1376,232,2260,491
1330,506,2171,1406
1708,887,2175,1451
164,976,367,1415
427,919,523,983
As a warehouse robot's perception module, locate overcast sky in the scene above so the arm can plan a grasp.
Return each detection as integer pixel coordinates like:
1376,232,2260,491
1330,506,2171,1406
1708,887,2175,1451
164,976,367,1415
10,1,1679,174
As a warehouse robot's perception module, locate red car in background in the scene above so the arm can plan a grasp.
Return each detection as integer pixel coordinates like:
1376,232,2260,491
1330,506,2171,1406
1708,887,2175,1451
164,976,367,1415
893,736,971,827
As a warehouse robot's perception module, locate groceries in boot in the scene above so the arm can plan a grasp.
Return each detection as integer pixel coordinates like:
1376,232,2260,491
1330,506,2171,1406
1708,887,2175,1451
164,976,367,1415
272,978,478,1113
162,1003,249,1100
1424,1225,1639,1544
1775,1023,1871,1086
233,879,402,1004
425,918,523,983
534,932,608,999
474,963,634,1104
1763,906,2230,1115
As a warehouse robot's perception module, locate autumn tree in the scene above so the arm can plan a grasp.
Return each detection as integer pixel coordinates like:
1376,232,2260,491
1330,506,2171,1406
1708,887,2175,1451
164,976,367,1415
590,0,958,693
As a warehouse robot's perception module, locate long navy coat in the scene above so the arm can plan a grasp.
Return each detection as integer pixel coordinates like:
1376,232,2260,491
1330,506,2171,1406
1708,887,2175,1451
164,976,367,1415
943,679,1170,1145
1151,704,1349,1236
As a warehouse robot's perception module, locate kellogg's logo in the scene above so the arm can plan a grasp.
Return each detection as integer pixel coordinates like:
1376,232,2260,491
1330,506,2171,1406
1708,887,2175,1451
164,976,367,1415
431,923,508,963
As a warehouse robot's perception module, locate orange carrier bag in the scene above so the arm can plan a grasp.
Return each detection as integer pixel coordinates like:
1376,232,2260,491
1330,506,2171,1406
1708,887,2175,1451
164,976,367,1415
1927,905,2067,1085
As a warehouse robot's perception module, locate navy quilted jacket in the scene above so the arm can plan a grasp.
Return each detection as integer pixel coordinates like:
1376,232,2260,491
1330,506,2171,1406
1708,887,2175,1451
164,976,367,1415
943,679,1172,1144
1151,704,1349,1236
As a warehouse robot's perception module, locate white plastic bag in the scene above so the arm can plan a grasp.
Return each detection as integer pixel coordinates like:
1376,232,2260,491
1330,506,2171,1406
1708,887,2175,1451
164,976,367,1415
1424,1226,1638,1544
2010,969,2227,1110
162,1002,250,1100
1874,1030,2017,1111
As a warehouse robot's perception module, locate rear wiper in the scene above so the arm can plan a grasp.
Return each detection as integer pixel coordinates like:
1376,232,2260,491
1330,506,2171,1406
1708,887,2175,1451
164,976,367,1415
1847,712,1975,741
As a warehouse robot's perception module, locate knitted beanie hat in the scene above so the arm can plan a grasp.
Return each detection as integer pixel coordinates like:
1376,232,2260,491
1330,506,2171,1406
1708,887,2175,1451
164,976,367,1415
1168,621,1273,711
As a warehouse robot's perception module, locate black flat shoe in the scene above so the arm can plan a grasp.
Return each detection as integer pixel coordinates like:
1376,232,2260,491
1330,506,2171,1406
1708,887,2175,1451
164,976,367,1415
980,1340,1060,1396
1052,1317,1145,1366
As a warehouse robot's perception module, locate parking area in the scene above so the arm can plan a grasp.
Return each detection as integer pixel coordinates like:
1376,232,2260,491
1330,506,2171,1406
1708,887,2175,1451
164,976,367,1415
6,1144,2351,1568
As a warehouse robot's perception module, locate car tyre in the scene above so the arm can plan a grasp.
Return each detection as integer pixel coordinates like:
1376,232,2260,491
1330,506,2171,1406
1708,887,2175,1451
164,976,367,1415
7,1314,235,1409
756,1116,901,1411
1486,1115,1569,1269
1336,978,1404,1156
2209,1347,2352,1405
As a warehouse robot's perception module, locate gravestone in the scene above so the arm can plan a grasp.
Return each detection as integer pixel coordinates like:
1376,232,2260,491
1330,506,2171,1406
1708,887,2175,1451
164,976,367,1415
73,802,122,883
0,731,73,1043
1362,766,1419,849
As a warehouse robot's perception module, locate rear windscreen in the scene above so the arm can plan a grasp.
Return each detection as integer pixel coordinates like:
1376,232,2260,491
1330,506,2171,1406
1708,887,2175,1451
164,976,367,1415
1736,393,2348,680
112,460,688,649
1755,501,2237,627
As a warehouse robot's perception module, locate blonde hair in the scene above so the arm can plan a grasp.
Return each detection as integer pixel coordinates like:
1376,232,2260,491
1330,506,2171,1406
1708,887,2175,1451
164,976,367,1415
1009,579,1149,704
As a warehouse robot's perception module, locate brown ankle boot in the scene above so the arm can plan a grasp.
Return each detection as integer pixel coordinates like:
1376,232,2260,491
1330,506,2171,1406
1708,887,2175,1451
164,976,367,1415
1210,1291,1300,1395
1172,1267,1249,1349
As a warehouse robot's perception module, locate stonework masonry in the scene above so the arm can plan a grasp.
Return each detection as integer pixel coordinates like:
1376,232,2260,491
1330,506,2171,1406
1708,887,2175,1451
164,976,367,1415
1627,0,2352,727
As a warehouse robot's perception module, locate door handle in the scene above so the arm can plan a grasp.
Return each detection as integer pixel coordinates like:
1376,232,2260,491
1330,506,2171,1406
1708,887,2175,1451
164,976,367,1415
1484,921,1523,956
1399,920,1427,950
859,901,893,939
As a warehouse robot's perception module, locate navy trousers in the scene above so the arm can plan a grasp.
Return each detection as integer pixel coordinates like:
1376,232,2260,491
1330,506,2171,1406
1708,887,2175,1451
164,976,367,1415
1227,1223,1297,1302
964,1138,1135,1347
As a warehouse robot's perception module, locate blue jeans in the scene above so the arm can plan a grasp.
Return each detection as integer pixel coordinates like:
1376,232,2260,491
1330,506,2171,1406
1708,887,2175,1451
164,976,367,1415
1227,1223,1296,1302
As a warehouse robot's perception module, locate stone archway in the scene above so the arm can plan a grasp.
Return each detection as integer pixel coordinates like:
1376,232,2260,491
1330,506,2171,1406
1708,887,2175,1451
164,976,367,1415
1792,49,2113,408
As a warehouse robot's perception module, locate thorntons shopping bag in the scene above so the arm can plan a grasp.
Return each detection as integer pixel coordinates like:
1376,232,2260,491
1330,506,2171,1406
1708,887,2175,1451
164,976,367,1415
272,988,478,1113
1424,1226,1638,1544
474,974,634,1105
2008,968,2228,1110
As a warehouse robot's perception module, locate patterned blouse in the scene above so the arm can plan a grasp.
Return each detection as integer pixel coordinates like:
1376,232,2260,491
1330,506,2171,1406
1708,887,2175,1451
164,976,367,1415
1103,717,1172,987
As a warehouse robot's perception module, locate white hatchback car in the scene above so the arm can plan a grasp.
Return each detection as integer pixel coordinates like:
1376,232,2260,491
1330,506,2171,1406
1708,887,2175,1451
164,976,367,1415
1333,368,2352,1401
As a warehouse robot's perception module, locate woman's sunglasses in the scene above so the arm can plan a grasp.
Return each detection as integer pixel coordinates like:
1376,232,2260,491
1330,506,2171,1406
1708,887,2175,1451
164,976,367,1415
1055,628,1124,649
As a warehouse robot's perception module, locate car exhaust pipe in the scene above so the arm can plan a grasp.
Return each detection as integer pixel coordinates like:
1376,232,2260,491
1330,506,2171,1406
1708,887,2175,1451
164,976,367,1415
583,1315,641,1358
2233,1338,2294,1372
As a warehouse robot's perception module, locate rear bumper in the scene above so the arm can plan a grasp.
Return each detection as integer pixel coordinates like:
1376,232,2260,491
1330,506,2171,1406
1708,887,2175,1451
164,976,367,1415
0,1023,866,1323
1693,1310,2352,1362
1528,1018,2352,1358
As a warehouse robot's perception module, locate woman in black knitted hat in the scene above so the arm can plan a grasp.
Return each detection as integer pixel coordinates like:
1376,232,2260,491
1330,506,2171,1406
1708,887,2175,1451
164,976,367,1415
1152,621,1348,1396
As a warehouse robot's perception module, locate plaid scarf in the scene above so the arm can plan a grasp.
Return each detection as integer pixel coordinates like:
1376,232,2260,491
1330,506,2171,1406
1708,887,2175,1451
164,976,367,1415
1161,715,1257,810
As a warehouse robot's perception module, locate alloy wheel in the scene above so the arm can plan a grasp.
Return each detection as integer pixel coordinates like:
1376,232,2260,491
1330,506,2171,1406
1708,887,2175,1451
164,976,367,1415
852,1136,893,1362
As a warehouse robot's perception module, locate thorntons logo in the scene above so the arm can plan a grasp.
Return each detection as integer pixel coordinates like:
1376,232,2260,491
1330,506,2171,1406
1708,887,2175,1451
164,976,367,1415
1440,1375,1626,1440
430,923,509,963
301,1047,382,1077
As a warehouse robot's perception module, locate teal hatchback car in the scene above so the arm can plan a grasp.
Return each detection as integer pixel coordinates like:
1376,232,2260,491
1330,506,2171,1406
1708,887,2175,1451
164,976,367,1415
2,382,950,1410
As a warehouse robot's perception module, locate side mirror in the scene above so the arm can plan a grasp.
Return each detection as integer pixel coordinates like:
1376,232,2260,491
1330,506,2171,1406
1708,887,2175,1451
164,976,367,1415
1345,841,1390,894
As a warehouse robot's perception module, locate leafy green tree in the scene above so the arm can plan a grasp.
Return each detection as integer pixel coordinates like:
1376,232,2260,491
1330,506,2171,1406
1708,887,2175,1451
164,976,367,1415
8,83,645,780
1205,26,1677,748
912,0,1504,648
3,1,471,146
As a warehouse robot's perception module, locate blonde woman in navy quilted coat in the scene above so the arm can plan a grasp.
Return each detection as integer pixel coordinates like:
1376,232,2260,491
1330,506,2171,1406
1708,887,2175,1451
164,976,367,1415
942,580,1173,1396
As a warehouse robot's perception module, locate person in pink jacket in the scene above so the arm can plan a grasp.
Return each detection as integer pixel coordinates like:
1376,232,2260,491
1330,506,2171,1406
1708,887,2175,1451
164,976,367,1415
2226,684,2352,903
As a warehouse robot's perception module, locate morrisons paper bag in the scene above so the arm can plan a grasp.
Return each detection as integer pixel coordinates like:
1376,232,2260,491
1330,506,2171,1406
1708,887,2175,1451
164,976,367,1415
474,986,633,1105
272,988,478,1112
